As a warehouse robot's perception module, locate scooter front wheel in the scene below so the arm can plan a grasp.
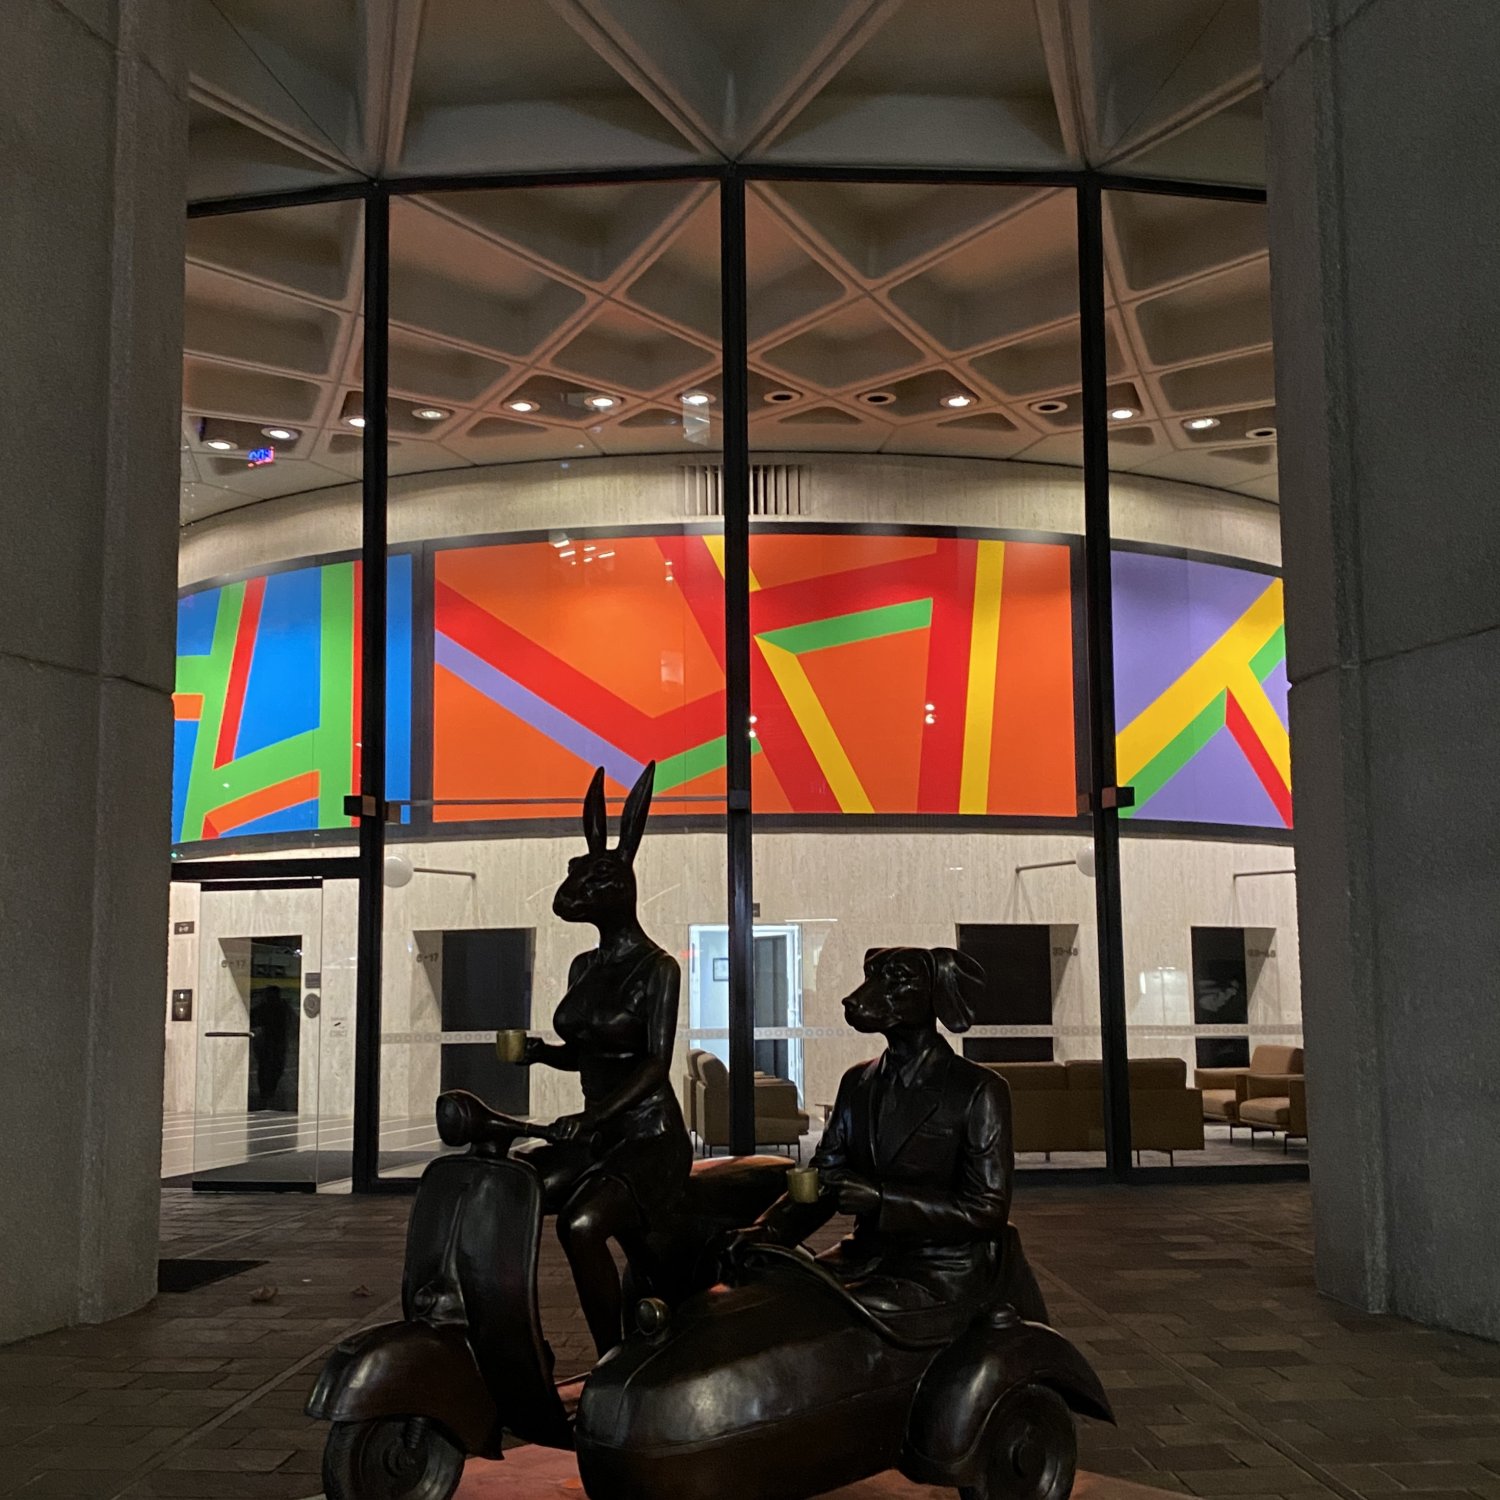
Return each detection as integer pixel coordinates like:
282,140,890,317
960,1384,1077,1500
322,1417,465,1500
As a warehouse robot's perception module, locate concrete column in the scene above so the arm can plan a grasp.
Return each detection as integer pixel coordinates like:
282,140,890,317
0,1,186,1343
1263,1,1500,1337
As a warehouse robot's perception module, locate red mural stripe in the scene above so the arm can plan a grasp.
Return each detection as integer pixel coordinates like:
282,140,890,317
663,535,728,672
747,552,950,635
1225,689,1293,827
203,770,321,839
916,538,978,812
213,576,265,769
435,579,726,754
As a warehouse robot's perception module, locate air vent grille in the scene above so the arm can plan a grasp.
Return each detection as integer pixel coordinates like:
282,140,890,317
683,464,805,517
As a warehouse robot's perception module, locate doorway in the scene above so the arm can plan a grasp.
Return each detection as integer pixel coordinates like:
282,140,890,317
956,923,1056,1062
165,867,357,1191
688,924,804,1099
437,928,534,1114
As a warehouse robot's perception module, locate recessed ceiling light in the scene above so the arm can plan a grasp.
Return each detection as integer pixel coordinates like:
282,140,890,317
1030,399,1069,415
412,407,449,422
1184,416,1221,432
941,394,974,409
1246,425,1278,440
262,426,298,442
205,439,235,451
584,394,618,410
681,391,713,407
860,391,897,406
346,415,367,429
507,399,539,414
764,390,799,404
1109,407,1137,421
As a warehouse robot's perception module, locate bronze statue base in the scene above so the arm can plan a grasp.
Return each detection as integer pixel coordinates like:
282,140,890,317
304,1444,1186,1499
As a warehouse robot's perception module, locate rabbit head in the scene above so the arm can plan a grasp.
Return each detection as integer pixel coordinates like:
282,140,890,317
553,761,657,927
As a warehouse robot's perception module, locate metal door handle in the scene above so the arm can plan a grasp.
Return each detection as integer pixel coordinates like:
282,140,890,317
204,1030,254,1038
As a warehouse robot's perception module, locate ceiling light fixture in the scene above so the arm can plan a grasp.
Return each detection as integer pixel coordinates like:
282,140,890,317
681,391,712,407
346,415,367,429
1030,399,1068,415
507,399,539,414
413,407,449,422
584,394,618,410
262,426,298,442
205,439,235,451
764,390,799,404
860,391,896,406
941,394,974,409
1184,416,1221,432
1246,425,1278,440
1108,406,1137,422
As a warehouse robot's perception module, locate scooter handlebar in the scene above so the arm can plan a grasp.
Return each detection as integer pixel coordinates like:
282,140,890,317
435,1090,565,1150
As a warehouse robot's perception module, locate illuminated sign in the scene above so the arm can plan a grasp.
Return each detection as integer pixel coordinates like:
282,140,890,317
247,446,276,467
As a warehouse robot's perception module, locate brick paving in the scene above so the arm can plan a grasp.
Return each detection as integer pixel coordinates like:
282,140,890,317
0,1182,1495,1500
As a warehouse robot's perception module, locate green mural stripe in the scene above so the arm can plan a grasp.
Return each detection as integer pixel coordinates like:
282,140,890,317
757,598,933,656
1250,624,1286,683
180,583,245,840
655,733,761,793
1124,691,1227,817
319,563,356,826
202,731,320,809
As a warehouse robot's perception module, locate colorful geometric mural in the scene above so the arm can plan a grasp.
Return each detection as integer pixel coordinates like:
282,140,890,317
1112,550,1290,828
431,530,1079,820
172,557,412,842
172,530,1293,845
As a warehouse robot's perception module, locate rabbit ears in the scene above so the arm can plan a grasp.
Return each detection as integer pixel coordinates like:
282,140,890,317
582,761,657,863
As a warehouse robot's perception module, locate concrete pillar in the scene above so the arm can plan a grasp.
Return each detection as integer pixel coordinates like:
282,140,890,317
0,2,186,1343
1263,1,1500,1337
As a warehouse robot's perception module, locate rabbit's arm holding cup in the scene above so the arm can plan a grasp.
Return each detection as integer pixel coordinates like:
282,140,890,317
523,950,595,1072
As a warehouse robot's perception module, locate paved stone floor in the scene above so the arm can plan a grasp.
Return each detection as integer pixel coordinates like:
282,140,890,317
0,1182,1497,1500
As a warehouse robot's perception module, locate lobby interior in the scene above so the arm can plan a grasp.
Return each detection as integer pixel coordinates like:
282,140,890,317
3,2,1497,1499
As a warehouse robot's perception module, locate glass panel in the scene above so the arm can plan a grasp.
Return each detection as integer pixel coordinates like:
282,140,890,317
379,181,725,1178
172,878,356,1188
168,202,365,1187
1103,190,1301,1169
747,181,1102,1170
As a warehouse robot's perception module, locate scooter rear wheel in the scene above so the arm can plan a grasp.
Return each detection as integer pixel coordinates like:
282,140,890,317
960,1384,1077,1500
322,1417,465,1500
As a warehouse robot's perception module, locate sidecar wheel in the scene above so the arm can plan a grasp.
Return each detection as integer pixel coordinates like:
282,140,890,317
322,1417,465,1500
960,1384,1077,1500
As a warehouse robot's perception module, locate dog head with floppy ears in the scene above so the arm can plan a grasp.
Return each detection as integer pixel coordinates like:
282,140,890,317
841,946,987,1037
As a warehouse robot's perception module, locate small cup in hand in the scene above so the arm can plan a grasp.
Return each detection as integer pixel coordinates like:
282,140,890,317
786,1165,820,1204
495,1029,529,1064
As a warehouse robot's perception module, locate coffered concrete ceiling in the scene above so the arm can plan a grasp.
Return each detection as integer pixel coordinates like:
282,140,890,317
181,1,1275,520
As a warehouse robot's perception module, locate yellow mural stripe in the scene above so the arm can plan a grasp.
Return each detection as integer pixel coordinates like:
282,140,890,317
1117,579,1285,784
1226,664,1292,787
702,534,762,592
959,540,1006,814
757,638,873,813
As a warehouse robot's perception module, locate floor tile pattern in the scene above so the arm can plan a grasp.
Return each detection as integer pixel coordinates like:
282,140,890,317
0,1183,1494,1500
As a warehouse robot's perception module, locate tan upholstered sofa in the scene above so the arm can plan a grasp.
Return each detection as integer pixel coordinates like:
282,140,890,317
986,1057,1204,1161
685,1048,810,1156
1194,1044,1306,1147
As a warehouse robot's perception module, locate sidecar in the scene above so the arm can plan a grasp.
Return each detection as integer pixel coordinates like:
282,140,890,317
575,1241,1113,1500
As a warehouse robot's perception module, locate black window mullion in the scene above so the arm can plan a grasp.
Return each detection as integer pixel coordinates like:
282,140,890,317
1076,178,1133,1180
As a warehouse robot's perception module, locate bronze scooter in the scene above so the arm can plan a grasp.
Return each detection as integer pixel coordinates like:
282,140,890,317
306,1089,793,1500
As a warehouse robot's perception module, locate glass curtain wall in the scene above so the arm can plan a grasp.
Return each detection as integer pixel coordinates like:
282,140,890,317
1101,189,1302,1169
170,170,1302,1189
376,181,725,1180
